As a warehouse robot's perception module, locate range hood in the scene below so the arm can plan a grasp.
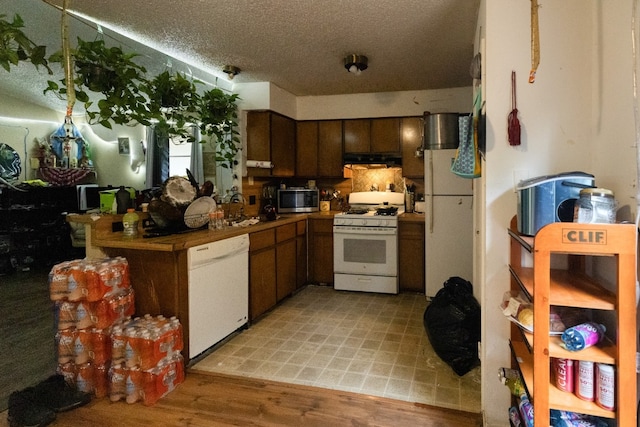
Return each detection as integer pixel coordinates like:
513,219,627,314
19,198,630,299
343,153,402,169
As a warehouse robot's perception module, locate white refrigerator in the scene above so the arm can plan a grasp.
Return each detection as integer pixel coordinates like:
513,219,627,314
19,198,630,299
424,149,474,299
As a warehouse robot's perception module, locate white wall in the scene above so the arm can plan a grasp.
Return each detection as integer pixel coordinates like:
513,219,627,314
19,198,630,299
481,1,637,426
296,87,472,120
0,93,146,190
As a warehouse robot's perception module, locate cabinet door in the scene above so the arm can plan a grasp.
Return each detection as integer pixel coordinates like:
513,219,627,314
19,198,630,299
318,120,343,178
296,121,319,177
401,117,424,178
370,118,400,153
343,119,370,153
296,220,307,289
308,218,334,284
249,247,276,320
398,221,425,293
271,113,296,177
246,111,272,177
276,238,297,301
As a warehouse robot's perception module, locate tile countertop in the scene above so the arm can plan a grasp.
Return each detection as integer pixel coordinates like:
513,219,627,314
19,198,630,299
68,210,424,254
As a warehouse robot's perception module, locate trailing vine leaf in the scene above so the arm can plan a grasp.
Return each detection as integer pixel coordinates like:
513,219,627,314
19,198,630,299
0,13,52,73
45,37,148,127
198,88,240,168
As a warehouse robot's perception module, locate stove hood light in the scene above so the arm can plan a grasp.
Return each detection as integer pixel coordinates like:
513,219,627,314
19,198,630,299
343,154,402,169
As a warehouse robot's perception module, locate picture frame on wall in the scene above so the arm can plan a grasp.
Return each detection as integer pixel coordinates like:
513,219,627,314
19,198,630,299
118,137,130,155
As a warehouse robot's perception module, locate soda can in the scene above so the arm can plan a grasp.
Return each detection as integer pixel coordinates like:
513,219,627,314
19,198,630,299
595,363,615,410
575,360,594,401
553,358,574,393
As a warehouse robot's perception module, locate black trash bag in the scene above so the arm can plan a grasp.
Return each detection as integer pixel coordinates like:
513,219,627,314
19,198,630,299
423,276,481,376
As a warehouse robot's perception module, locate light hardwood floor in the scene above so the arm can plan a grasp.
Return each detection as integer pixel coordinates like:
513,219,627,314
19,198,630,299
0,370,483,427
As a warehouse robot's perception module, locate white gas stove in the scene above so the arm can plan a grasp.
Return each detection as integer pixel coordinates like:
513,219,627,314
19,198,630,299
333,191,405,294
333,191,405,228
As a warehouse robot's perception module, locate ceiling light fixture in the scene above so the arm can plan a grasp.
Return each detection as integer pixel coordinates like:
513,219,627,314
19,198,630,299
223,65,240,80
344,54,368,75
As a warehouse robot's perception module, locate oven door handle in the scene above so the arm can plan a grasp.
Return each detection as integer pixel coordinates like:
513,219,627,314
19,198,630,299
333,226,397,235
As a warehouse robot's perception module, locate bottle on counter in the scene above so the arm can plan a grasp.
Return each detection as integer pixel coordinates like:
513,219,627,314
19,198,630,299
116,186,131,214
122,208,139,238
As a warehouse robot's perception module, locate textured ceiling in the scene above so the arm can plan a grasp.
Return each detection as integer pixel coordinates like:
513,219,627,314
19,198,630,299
1,0,479,112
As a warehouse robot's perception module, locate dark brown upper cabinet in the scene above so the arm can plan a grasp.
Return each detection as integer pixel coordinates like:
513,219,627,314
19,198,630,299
343,118,400,154
296,119,343,178
246,110,296,177
400,117,424,178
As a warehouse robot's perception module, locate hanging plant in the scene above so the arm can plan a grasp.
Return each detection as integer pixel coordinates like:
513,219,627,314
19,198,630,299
44,37,150,129
142,70,201,142
198,87,240,169
0,13,51,73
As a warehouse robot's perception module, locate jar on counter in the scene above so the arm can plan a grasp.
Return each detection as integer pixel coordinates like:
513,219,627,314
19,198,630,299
573,188,616,224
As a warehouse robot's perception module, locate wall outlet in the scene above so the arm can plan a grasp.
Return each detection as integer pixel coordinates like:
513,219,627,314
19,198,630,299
249,195,256,205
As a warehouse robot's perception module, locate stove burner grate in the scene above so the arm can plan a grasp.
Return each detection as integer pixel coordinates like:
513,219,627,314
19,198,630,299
346,208,369,215
375,207,398,216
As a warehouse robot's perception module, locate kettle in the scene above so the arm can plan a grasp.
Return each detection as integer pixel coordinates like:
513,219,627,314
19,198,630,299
263,205,277,221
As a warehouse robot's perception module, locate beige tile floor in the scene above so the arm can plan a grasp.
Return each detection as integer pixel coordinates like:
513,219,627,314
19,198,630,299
192,285,481,413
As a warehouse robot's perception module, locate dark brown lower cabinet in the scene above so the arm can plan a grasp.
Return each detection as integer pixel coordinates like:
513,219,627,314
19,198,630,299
398,220,425,293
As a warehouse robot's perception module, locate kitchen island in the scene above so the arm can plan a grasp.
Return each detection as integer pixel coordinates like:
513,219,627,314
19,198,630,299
68,211,331,364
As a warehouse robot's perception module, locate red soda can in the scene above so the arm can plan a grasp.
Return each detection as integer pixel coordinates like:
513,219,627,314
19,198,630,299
575,360,595,401
553,358,574,393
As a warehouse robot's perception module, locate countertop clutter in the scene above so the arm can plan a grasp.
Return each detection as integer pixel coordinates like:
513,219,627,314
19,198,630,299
68,211,425,253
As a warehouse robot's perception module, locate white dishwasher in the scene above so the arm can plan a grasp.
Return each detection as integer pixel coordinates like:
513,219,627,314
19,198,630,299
188,234,249,359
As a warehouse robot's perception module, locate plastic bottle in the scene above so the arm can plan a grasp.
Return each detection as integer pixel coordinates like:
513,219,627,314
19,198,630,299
122,208,139,238
116,186,131,214
561,322,606,351
518,394,534,427
498,367,525,396
111,325,126,365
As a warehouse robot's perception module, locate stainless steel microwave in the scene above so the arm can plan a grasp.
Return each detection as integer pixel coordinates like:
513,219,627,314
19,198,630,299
277,188,319,213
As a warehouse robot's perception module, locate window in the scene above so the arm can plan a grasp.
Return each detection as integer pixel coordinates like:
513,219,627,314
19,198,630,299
169,139,191,177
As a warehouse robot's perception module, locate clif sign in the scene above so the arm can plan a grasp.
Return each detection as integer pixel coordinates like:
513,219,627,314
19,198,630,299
562,229,607,245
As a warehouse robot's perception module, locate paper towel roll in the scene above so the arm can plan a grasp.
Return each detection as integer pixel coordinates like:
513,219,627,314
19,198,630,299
246,160,273,169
